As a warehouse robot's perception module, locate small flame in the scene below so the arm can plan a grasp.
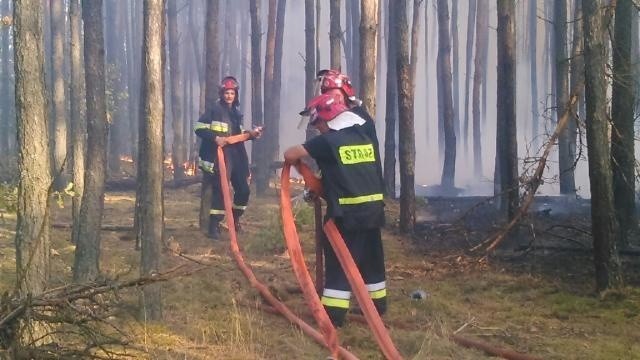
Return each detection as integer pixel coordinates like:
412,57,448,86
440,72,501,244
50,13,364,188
120,155,134,163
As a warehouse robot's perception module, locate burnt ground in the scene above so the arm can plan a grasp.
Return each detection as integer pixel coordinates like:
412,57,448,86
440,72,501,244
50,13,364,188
415,195,640,291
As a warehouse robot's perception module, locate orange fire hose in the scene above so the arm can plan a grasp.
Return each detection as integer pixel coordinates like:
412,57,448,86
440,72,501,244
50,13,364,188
283,162,403,360
280,163,339,357
216,136,356,360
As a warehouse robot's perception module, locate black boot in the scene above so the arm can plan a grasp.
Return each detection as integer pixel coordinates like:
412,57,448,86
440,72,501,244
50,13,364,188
207,218,220,240
232,209,243,232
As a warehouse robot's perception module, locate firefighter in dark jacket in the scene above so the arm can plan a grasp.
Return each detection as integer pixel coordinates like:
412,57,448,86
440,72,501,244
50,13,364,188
194,76,263,239
283,93,387,327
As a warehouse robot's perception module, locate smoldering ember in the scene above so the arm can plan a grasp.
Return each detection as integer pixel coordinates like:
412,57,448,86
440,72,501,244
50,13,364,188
0,1,638,359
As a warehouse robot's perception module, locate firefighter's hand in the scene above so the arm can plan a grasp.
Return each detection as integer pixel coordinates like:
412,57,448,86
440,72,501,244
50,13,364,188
249,126,263,139
215,136,228,147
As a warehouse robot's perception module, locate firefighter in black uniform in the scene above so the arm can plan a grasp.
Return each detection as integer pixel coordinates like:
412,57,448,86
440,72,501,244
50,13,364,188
283,93,387,327
194,76,262,239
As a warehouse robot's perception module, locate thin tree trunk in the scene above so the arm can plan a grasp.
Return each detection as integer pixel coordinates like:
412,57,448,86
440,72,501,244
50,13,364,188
316,0,321,72
345,0,354,75
383,0,397,198
473,0,488,177
529,0,539,146
258,0,277,196
69,0,86,246
437,0,456,189
304,0,316,140
304,0,316,103
496,0,519,220
127,0,139,163
199,0,219,229
424,0,430,144
249,0,264,179
463,0,477,157
410,0,421,82
137,0,165,321
204,0,220,108
611,0,637,248
556,0,575,195
330,0,342,70
568,0,582,181
359,0,378,116
73,0,108,283
273,0,287,156
168,0,185,181
14,0,51,296
396,0,416,233
0,0,11,155
582,0,622,292
450,0,459,141
50,0,67,189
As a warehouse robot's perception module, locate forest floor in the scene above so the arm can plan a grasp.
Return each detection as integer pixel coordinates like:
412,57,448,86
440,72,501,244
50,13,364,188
1,174,639,359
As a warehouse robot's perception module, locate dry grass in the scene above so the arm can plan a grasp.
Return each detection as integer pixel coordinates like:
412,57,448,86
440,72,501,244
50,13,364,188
0,181,639,359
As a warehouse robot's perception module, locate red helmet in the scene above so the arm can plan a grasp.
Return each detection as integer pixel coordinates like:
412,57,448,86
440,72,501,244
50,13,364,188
317,69,356,100
300,93,348,125
220,76,239,93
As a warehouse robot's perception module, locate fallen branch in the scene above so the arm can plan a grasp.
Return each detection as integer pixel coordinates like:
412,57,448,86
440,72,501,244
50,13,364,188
451,334,544,360
473,87,581,253
0,264,206,356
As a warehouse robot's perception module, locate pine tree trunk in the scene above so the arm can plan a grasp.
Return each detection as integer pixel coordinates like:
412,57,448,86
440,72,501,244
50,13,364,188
304,0,316,140
473,0,488,177
555,0,575,195
330,0,342,70
273,0,287,157
424,1,430,143
199,0,220,229
611,0,637,248
437,0,456,189
249,0,264,182
69,0,86,245
0,0,12,154
383,0,397,198
463,0,477,157
204,1,220,108
450,0,459,141
14,0,51,296
582,0,622,292
529,0,539,147
168,0,185,182
73,0,108,283
568,0,583,187
50,0,67,189
316,0,321,72
257,0,277,196
137,0,165,321
496,0,518,220
396,0,416,233
409,0,421,82
127,0,139,164
359,0,378,116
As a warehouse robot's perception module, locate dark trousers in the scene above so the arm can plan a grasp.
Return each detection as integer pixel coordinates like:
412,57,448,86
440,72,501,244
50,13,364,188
321,222,387,326
207,151,251,224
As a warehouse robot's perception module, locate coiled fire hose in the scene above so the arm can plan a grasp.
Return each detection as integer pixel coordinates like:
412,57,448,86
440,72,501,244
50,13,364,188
280,162,403,360
215,136,355,359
